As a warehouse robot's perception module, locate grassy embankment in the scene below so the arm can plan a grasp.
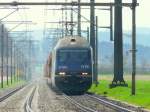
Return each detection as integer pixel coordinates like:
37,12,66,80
89,75,150,109
0,75,26,90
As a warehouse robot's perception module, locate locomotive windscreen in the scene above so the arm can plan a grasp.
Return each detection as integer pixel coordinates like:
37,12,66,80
57,49,91,64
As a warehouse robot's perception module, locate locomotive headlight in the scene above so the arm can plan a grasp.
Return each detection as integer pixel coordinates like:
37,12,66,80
82,72,88,75
59,72,66,76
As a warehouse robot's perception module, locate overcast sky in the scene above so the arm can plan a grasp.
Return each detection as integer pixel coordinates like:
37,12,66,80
0,0,149,32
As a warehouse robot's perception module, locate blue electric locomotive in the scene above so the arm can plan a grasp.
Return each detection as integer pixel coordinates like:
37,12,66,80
51,36,93,94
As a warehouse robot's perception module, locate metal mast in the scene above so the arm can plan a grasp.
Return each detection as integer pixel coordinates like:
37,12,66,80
77,0,81,36
90,0,97,84
110,0,127,87
131,0,137,95
1,24,4,88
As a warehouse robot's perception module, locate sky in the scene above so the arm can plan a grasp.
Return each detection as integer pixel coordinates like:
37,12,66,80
0,0,149,35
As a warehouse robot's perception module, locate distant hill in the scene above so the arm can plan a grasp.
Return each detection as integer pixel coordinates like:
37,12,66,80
97,27,150,47
98,41,150,74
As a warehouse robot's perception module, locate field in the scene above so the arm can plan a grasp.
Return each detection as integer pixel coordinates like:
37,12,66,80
89,74,150,110
0,77,26,90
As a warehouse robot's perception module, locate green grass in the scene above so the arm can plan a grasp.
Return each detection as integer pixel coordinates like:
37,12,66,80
0,76,26,90
89,80,150,109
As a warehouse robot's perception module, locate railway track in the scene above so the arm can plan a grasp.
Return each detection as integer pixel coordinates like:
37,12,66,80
0,85,26,102
63,93,136,112
24,86,37,112
63,94,97,112
85,94,135,112
0,83,38,112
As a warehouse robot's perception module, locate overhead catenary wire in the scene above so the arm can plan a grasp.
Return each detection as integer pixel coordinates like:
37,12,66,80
0,8,19,21
72,9,109,29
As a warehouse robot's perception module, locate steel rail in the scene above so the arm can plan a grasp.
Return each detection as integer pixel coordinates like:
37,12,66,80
0,85,26,102
85,94,135,112
0,2,139,7
24,87,36,112
63,94,97,112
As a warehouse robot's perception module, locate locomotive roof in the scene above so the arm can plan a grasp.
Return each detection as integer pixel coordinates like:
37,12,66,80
55,36,90,49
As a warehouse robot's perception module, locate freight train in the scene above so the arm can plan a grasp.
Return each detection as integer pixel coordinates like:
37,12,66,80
45,36,93,94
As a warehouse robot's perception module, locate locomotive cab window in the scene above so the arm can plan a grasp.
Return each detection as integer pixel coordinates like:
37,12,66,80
57,49,91,64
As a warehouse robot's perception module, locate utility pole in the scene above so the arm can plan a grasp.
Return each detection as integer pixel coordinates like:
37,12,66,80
10,40,13,84
14,43,16,81
77,0,81,36
95,16,98,86
110,0,127,87
17,51,21,81
6,34,9,85
110,6,113,41
70,7,74,36
65,0,68,36
22,54,25,80
90,0,97,84
28,40,32,81
131,0,137,95
1,24,4,88
20,53,24,80
61,8,64,37
16,48,18,81
87,27,89,42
